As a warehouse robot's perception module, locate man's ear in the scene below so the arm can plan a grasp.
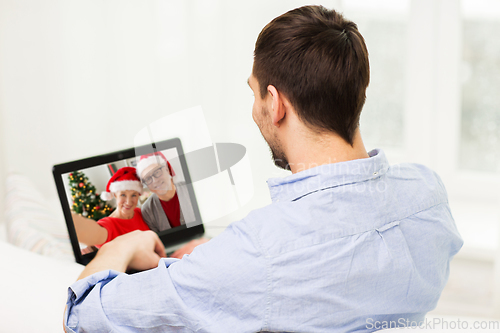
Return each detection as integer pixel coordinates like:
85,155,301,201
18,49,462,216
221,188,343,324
267,85,285,126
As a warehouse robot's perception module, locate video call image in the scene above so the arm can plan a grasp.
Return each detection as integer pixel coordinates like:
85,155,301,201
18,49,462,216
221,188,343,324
62,148,196,255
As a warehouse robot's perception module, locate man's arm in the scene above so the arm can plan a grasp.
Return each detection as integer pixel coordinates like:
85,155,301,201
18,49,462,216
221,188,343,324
64,223,266,332
64,231,166,333
77,230,166,280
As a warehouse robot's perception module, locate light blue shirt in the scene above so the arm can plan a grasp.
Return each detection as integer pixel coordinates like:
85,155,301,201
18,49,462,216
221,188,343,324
65,149,463,332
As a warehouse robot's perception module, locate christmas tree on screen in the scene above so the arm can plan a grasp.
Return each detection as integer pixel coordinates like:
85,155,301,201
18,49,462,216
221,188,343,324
69,171,113,220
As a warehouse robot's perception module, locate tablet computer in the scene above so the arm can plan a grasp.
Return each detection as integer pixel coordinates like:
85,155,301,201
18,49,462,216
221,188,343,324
52,138,204,265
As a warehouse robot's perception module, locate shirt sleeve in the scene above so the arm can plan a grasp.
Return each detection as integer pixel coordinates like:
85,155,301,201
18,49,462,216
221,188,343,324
64,221,268,333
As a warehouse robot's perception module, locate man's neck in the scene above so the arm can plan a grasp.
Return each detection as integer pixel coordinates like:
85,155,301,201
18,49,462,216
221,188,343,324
156,184,176,202
285,128,369,173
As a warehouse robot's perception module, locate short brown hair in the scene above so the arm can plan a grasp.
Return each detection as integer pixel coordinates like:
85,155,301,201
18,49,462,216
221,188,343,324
253,5,369,145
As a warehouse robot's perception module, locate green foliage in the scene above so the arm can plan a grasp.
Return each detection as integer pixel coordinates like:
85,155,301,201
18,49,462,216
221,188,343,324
69,171,113,220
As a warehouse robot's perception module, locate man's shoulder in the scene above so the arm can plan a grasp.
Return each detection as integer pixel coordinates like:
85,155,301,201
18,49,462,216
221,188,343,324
389,161,441,177
387,162,447,201
140,195,159,224
142,194,158,209
226,202,298,252
389,162,441,178
223,204,278,240
235,203,277,227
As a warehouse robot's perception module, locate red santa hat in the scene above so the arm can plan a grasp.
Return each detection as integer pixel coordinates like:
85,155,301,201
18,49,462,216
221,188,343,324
136,152,176,180
100,167,143,201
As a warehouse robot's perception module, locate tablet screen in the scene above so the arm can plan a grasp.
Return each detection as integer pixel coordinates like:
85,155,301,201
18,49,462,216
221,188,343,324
53,138,204,264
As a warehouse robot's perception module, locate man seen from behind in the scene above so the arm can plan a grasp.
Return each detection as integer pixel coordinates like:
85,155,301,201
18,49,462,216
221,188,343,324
64,5,463,332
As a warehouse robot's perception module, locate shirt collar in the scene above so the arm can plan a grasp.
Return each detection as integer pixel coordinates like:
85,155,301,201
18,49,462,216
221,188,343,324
266,149,389,202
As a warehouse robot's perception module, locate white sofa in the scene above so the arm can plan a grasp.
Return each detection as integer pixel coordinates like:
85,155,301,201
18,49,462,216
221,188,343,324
0,174,84,332
0,241,83,332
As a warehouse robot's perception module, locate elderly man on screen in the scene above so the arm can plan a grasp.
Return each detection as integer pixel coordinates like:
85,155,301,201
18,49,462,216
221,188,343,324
136,151,196,233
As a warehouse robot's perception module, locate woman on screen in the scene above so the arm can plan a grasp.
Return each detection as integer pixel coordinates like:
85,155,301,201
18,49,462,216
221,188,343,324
73,167,150,248
136,151,195,233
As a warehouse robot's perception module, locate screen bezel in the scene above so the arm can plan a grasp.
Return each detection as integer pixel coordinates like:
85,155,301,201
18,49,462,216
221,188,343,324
52,138,204,265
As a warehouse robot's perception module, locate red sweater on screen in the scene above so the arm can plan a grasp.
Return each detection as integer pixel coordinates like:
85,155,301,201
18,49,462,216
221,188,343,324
159,192,181,228
97,208,150,245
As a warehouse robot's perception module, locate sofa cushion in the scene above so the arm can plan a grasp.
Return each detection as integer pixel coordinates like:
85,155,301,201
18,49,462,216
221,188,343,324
5,174,73,261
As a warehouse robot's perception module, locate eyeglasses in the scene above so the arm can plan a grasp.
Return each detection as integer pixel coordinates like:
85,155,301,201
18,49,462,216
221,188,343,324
142,167,165,185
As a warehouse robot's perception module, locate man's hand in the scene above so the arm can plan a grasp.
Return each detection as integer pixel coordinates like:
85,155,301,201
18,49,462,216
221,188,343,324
77,230,166,281
170,238,210,259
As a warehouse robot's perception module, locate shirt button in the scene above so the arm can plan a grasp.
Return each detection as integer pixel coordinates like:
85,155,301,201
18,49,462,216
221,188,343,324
373,172,378,175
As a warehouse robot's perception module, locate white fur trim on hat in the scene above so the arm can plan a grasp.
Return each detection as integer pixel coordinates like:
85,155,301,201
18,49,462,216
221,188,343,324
100,191,113,201
137,156,166,178
109,180,143,195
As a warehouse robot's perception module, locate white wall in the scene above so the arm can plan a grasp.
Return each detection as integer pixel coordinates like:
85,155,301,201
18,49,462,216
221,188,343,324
0,0,498,239
0,0,339,227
